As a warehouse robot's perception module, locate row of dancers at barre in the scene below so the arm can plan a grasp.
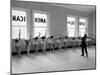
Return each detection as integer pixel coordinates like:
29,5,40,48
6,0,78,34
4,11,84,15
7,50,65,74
14,32,66,56
13,30,94,57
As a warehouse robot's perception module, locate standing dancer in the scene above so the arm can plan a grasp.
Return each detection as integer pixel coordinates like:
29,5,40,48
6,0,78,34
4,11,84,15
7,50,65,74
81,34,88,57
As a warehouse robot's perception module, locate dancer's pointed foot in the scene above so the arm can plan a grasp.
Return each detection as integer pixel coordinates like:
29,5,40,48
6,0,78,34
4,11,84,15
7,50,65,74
81,55,84,56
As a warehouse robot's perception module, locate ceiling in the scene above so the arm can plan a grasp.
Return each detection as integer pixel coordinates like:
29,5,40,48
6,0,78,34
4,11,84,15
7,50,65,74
15,0,96,13
51,3,95,13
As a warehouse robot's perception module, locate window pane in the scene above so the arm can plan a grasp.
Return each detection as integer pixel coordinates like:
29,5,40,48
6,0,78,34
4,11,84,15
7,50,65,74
34,13,47,27
79,18,86,28
33,12,48,38
12,27,28,39
34,27,47,37
67,16,76,37
79,18,87,37
12,10,27,26
12,9,28,39
79,29,86,37
67,28,75,37
67,17,76,28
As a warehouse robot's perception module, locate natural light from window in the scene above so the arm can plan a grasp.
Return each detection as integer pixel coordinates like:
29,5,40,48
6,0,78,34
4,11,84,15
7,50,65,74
33,12,48,37
79,18,87,37
67,16,76,37
12,9,28,39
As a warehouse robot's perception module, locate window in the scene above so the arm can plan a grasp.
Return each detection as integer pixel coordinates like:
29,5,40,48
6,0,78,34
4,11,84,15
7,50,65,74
79,17,87,37
12,9,28,39
33,12,48,37
67,16,88,37
67,16,76,37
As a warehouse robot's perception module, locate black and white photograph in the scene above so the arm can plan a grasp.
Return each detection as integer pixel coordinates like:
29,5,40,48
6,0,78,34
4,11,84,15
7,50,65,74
11,0,96,74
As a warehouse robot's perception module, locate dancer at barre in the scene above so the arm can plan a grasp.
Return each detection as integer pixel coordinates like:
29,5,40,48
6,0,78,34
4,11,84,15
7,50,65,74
40,33,47,54
27,33,41,56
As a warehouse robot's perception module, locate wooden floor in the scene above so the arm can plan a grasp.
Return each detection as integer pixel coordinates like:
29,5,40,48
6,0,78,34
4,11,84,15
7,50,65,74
12,46,96,74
